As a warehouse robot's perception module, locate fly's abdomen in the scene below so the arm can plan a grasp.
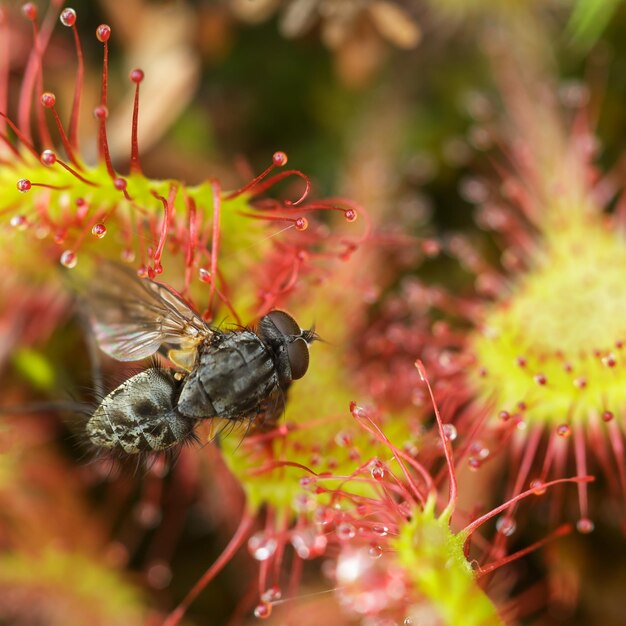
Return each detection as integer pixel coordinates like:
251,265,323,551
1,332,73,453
87,368,194,453
177,331,279,420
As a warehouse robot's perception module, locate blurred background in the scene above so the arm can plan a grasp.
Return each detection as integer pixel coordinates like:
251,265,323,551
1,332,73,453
3,1,626,625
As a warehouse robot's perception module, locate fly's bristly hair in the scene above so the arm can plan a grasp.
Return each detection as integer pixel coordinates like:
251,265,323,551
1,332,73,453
302,326,321,344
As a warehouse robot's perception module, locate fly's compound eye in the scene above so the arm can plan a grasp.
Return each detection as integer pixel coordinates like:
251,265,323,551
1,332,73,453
287,337,309,380
265,310,301,336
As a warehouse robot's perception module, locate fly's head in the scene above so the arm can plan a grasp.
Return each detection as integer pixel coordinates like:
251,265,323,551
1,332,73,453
257,310,318,389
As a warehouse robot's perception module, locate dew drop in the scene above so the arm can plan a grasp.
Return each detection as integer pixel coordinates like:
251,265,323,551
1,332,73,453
529,479,546,495
121,249,135,263
10,215,27,230
556,424,571,438
574,377,587,389
468,441,490,461
372,524,389,537
41,149,57,166
114,177,127,191
292,493,315,513
137,265,149,278
336,522,356,541
60,250,77,269
442,423,457,441
96,23,111,42
468,457,482,471
576,518,595,534
370,463,385,481
350,403,367,419
41,92,56,108
295,216,308,231
602,354,617,368
261,586,282,603
370,465,385,481
248,532,277,561
199,267,212,283
368,544,383,559
344,208,357,222
16,178,31,192
403,619,414,626
273,151,287,166
603,411,614,422
335,431,352,447
146,561,172,589
314,507,334,527
134,501,162,528
91,223,107,239
533,373,547,385
290,528,328,559
459,177,489,203
152,261,163,275
495,515,516,536
60,8,76,27
22,3,37,21
253,601,272,619
498,410,510,422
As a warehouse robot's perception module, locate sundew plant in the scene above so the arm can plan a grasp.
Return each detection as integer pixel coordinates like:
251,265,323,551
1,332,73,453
1,1,626,625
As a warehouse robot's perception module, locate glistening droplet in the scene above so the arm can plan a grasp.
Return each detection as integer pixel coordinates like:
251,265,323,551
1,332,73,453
91,223,107,238
442,423,457,441
253,602,272,619
247,532,277,561
60,250,78,268
60,8,77,27
495,515,516,537
336,522,356,541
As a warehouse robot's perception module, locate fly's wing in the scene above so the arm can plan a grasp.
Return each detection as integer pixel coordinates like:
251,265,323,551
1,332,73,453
86,263,212,362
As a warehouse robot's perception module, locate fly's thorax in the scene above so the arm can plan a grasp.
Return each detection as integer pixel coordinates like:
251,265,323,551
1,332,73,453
258,332,292,390
87,368,193,454
177,331,279,420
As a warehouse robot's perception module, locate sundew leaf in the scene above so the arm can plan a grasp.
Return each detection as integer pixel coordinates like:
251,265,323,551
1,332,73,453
0,548,148,626
11,348,56,391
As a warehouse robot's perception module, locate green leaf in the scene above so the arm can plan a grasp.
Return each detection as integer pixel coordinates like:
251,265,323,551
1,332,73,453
567,0,622,50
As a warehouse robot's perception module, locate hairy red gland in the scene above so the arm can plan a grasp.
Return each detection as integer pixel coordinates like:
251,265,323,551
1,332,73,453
21,3,37,21
95,24,110,43
16,178,31,192
130,68,144,83
59,8,76,27
41,92,56,108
